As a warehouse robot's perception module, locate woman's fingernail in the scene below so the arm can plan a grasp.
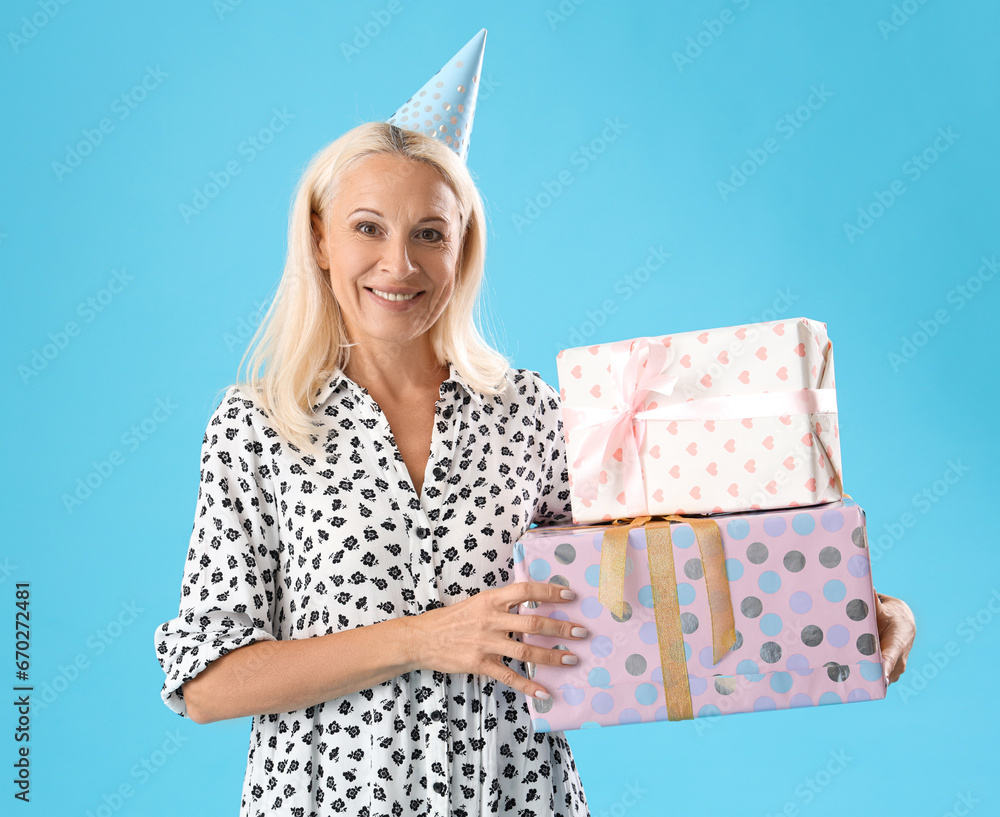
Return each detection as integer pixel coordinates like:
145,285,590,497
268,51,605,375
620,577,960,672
535,689,550,700
560,589,576,600
561,654,579,665
571,626,588,638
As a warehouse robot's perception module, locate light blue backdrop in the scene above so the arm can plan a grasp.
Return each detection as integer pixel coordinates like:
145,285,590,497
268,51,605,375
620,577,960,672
4,1,997,815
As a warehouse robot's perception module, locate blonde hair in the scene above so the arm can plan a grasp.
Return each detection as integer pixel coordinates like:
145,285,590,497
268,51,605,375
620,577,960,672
221,121,511,451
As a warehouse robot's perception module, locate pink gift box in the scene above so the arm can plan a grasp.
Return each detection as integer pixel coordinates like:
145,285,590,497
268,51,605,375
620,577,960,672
512,497,885,732
556,317,844,524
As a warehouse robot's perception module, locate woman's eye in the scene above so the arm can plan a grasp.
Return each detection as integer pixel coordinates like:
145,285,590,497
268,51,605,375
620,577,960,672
357,222,379,236
417,228,442,241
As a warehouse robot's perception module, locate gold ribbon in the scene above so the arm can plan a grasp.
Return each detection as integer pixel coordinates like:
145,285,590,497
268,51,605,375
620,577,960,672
597,515,737,721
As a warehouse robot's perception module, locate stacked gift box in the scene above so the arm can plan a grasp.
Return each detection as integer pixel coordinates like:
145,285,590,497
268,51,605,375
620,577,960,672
513,317,885,731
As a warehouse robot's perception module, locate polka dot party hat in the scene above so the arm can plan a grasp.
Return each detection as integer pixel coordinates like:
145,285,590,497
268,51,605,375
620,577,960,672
387,28,487,162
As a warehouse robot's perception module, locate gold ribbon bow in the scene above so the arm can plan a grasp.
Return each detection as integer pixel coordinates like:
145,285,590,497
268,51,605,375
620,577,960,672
598,515,737,721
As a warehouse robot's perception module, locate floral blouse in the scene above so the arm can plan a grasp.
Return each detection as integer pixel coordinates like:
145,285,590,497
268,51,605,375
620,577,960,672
154,362,591,817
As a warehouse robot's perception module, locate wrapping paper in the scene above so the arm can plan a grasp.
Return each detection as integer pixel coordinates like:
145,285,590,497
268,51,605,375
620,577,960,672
555,317,843,523
512,498,885,732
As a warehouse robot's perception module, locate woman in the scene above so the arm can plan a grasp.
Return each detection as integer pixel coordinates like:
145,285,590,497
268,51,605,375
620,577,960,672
155,32,915,817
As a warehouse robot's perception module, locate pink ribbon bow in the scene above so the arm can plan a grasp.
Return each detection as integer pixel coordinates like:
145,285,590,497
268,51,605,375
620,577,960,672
562,338,679,518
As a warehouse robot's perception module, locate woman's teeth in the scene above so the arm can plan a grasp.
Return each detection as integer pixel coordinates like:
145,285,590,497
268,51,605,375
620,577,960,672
371,288,418,302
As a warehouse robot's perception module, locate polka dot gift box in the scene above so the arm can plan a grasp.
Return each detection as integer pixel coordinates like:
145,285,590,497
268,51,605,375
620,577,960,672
513,497,885,732
555,317,843,524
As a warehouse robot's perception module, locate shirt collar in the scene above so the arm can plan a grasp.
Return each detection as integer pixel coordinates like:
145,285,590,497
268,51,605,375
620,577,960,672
310,360,485,412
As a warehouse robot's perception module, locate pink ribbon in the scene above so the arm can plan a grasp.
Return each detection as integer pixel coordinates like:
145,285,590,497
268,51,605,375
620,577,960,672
563,338,838,518
563,338,680,517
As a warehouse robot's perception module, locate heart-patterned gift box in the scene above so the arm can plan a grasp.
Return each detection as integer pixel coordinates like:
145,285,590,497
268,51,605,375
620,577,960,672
556,317,843,524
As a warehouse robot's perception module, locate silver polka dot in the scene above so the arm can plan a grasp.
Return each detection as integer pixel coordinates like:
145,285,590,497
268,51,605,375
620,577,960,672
731,629,744,651
825,661,850,682
532,695,553,713
801,625,824,647
625,653,647,675
852,526,867,548
856,633,876,655
760,641,781,663
741,596,763,618
683,558,704,580
548,574,570,588
783,550,806,572
819,547,841,568
714,676,737,695
526,661,536,679
846,599,869,621
522,600,539,609
680,612,699,634
554,543,576,565
746,542,768,564
610,601,633,622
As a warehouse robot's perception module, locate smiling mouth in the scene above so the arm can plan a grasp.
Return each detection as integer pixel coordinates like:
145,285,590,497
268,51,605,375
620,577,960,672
366,287,423,302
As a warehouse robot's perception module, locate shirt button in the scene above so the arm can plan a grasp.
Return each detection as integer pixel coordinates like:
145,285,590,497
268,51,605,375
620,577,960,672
432,467,445,479
416,527,430,539
431,710,443,721
433,782,447,795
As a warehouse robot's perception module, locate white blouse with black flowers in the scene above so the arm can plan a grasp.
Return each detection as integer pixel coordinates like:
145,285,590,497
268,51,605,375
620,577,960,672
154,362,591,817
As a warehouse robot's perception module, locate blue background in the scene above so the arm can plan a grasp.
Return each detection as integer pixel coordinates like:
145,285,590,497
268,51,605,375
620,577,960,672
4,1,998,814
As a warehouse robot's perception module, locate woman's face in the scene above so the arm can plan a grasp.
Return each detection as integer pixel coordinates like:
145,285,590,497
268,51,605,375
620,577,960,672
313,153,464,352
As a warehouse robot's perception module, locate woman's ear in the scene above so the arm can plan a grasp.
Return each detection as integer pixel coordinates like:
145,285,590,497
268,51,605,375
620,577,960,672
311,211,330,270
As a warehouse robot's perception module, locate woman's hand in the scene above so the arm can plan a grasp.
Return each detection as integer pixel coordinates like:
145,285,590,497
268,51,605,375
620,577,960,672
409,581,589,701
874,590,916,685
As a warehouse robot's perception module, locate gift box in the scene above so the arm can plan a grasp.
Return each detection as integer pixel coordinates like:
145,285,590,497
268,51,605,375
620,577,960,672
512,497,885,732
556,317,843,523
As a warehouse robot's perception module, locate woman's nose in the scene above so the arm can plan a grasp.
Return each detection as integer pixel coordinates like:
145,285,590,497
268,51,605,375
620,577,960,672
380,235,416,276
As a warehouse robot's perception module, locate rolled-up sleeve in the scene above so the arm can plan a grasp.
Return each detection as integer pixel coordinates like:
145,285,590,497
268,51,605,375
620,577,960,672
530,376,575,528
154,387,280,718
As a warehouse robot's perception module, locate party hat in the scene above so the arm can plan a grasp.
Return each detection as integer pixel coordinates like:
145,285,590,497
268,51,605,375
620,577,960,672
387,28,486,162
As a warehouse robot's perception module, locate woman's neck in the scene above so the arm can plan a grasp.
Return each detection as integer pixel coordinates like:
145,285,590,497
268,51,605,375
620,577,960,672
342,342,449,401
